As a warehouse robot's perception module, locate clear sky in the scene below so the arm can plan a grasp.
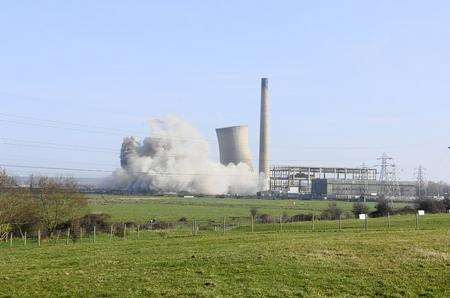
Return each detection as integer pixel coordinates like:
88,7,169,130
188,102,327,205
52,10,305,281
1,1,449,182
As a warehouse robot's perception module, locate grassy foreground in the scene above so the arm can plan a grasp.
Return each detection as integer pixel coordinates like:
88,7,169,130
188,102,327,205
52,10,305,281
1,216,449,297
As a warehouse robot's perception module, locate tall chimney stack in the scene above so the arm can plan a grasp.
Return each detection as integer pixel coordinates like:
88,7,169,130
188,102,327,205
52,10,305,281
259,78,269,190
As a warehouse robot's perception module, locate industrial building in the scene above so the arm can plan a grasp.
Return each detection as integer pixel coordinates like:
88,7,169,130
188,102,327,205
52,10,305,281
269,165,416,200
270,165,377,193
311,178,416,200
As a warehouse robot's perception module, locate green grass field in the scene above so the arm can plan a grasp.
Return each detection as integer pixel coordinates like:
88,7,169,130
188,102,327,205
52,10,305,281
1,196,448,297
88,195,411,222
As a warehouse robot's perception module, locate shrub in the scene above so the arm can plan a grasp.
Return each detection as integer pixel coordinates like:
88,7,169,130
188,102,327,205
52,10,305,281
79,213,111,233
321,202,343,219
415,199,446,213
153,221,174,230
352,202,369,218
291,214,313,222
370,199,393,217
395,205,416,215
257,214,273,224
443,197,450,211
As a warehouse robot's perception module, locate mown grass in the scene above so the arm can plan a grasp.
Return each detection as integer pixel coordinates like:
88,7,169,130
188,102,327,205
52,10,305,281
1,215,449,297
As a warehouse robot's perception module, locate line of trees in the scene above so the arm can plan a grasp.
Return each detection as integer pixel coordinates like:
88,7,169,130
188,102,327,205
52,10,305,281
0,169,88,237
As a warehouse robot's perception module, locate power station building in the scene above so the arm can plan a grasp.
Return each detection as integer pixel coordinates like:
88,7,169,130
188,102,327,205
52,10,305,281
269,165,416,200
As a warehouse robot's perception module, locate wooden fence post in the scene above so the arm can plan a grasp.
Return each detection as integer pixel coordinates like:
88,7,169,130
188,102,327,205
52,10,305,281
251,216,254,233
24,232,27,246
38,229,41,247
137,225,140,240
9,232,13,248
415,213,419,230
280,215,283,232
66,228,70,245
93,226,96,243
110,225,113,242
312,214,315,231
387,212,391,229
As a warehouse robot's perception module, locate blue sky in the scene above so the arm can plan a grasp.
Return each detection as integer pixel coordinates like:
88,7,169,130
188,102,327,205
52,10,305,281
1,1,449,181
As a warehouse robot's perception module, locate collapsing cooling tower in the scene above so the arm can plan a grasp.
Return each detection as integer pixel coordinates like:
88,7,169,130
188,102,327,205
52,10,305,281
120,136,140,171
215,125,253,169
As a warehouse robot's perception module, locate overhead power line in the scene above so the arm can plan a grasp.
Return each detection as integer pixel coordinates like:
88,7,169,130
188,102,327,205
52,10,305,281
0,113,218,143
0,111,399,150
0,163,259,178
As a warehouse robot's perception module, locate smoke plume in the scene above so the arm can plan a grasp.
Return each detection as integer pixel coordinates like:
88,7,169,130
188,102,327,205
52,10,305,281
105,116,259,195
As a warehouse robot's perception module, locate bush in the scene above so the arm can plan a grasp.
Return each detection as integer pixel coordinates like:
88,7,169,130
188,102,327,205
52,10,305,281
152,221,174,230
257,214,273,224
321,202,343,219
141,220,174,230
79,213,111,233
291,214,313,222
370,199,393,217
443,197,450,211
352,202,369,218
395,205,416,215
415,199,446,213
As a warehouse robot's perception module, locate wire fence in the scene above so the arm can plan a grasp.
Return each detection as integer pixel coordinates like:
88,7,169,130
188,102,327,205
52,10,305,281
1,213,448,249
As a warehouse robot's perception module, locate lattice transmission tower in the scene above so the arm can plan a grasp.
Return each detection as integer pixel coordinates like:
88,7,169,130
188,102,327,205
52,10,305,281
414,165,426,199
377,153,400,199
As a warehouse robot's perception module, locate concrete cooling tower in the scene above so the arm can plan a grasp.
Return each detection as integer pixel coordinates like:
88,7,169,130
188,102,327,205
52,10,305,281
215,125,253,169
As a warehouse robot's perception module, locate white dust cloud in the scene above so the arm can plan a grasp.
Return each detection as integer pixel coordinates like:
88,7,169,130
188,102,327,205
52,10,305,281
104,116,259,195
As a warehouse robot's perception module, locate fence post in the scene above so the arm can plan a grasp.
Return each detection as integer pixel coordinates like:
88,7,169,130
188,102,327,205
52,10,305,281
38,229,41,247
338,214,342,231
93,226,96,243
137,224,140,240
251,216,254,233
9,232,13,248
80,228,83,244
24,232,27,246
415,213,419,230
110,225,113,242
222,217,225,235
192,220,195,236
279,215,282,232
124,223,127,239
66,228,70,245
312,214,315,231
387,212,391,229
364,216,368,231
